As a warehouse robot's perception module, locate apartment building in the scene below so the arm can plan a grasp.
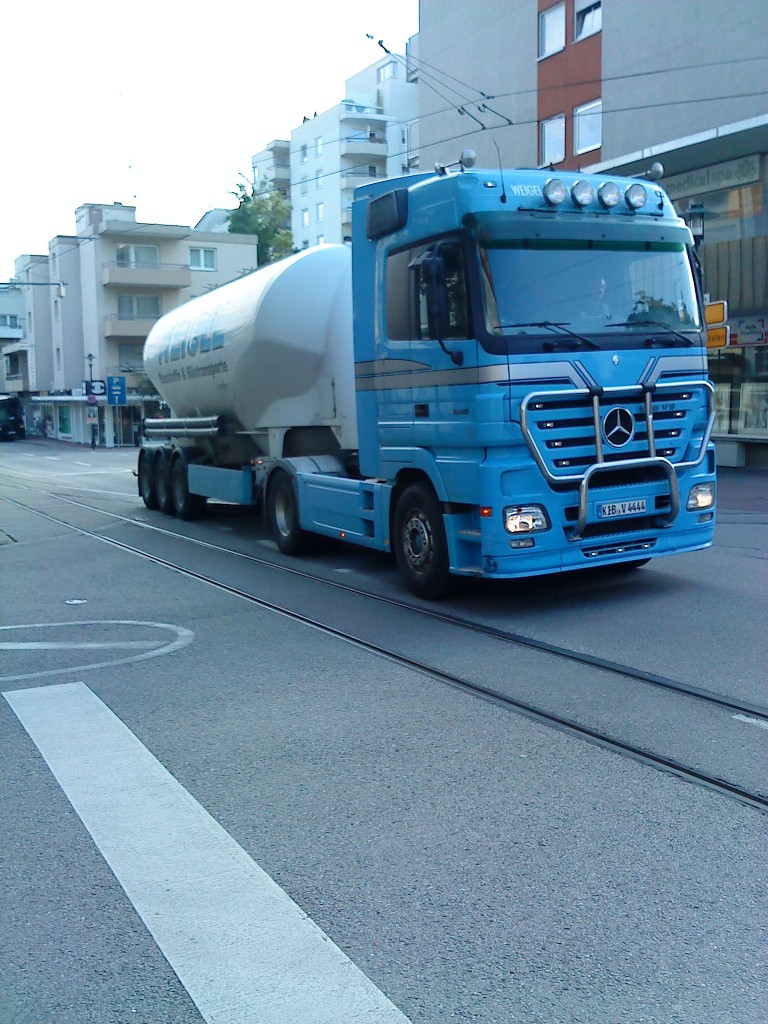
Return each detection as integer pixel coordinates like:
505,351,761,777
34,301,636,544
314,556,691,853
416,0,768,465
252,51,418,249
6,203,258,446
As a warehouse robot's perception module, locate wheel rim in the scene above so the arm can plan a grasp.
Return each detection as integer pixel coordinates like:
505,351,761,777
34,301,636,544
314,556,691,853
403,511,433,573
274,484,293,538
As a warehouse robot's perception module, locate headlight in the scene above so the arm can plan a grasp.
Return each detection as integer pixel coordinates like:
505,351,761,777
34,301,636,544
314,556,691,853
571,180,596,207
543,178,567,206
504,505,550,533
686,483,715,510
625,183,647,210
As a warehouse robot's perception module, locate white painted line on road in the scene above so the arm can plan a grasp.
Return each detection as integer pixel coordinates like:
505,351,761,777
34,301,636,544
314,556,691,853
3,682,412,1024
732,713,768,731
74,461,91,466
0,641,163,650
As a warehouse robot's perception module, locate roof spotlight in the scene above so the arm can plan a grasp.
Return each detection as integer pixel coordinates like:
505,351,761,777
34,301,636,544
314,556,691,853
571,180,595,206
543,178,567,205
598,182,621,208
625,183,648,210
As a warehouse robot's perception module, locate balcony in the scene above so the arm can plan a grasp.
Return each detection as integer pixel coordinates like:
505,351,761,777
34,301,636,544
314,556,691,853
340,102,386,125
102,262,191,289
341,133,387,159
0,325,24,341
104,314,160,339
341,169,384,191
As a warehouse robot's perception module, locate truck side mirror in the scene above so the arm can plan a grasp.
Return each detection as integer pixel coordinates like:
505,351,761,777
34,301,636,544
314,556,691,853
421,254,450,342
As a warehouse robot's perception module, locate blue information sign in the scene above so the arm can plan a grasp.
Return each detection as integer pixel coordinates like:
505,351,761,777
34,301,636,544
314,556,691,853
107,375,127,406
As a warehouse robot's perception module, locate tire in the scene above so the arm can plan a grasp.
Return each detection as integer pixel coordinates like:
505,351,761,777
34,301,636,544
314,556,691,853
394,483,453,600
171,455,207,520
267,470,312,555
138,450,158,509
153,452,174,514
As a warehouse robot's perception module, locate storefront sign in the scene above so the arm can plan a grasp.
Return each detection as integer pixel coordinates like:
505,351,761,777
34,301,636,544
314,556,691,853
663,154,760,202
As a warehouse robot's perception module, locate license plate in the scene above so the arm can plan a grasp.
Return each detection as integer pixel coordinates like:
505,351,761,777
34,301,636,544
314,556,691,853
598,499,647,519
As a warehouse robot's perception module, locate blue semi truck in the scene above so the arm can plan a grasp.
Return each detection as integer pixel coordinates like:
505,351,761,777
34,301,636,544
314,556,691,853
139,154,717,598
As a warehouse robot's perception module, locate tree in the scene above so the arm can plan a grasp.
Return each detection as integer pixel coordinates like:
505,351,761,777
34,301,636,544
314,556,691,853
228,181,294,265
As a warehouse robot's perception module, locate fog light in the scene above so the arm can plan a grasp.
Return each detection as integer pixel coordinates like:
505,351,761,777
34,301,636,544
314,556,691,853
625,183,647,210
543,178,567,206
686,483,715,510
598,182,621,208
509,538,535,549
504,505,549,533
571,180,596,206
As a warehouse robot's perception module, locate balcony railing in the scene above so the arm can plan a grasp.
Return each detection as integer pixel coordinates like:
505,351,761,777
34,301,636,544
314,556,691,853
102,262,191,289
104,314,161,338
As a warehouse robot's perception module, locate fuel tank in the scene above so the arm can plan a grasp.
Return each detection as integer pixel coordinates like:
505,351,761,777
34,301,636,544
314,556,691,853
143,245,356,449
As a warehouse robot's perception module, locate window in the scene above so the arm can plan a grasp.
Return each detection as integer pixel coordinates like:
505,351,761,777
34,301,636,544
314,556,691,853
116,244,159,268
387,240,470,342
300,144,308,163
368,166,377,177
189,247,216,271
0,314,20,328
117,294,161,319
539,3,565,58
574,0,602,41
316,235,325,245
574,99,602,154
302,209,310,228
315,137,323,157
377,61,397,83
301,177,308,194
316,203,324,223
118,343,144,371
316,170,323,190
540,114,565,165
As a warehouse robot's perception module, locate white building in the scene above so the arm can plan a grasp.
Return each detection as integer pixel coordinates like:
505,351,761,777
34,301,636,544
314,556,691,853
252,49,418,250
9,203,259,446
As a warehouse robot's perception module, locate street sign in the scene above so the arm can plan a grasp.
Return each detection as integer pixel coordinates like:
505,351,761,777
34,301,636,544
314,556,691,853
707,326,730,349
107,375,127,406
83,379,107,396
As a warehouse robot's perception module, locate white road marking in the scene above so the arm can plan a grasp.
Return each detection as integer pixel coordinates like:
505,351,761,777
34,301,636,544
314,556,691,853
3,682,411,1024
732,713,768,731
0,620,193,683
0,641,162,650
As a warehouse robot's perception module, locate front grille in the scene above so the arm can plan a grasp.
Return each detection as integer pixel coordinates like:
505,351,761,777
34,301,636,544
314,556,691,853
521,382,712,483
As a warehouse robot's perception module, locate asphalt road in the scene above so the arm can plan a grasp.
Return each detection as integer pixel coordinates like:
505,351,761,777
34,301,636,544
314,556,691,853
1,440,766,1024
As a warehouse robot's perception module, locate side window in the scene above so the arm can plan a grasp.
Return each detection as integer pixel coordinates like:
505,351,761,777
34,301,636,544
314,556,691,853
386,240,470,342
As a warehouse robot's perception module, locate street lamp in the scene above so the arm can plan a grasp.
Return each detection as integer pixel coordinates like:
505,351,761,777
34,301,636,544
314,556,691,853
85,353,98,448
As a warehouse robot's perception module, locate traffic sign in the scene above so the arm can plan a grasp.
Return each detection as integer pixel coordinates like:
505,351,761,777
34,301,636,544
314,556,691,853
83,379,107,396
107,375,127,406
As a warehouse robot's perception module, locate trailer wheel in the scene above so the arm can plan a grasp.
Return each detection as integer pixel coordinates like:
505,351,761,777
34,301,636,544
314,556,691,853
267,470,311,555
153,452,174,514
394,483,453,600
171,455,207,520
138,450,158,509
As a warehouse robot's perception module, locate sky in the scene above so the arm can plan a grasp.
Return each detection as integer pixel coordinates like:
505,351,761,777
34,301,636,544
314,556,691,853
2,0,419,282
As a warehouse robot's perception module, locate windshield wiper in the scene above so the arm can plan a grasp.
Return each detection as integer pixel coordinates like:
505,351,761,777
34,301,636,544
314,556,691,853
611,319,698,347
497,321,599,350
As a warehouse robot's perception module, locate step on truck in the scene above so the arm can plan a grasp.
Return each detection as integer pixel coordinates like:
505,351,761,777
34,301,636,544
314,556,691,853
138,152,718,598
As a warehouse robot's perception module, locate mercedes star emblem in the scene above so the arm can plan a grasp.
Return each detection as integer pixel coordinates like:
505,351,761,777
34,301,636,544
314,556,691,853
603,406,635,447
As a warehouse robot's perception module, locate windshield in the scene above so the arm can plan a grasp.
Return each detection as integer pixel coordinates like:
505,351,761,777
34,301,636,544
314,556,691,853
479,241,702,347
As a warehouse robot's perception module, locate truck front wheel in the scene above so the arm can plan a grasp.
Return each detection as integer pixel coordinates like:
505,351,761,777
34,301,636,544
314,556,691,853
394,483,453,600
267,470,312,555
138,450,157,509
